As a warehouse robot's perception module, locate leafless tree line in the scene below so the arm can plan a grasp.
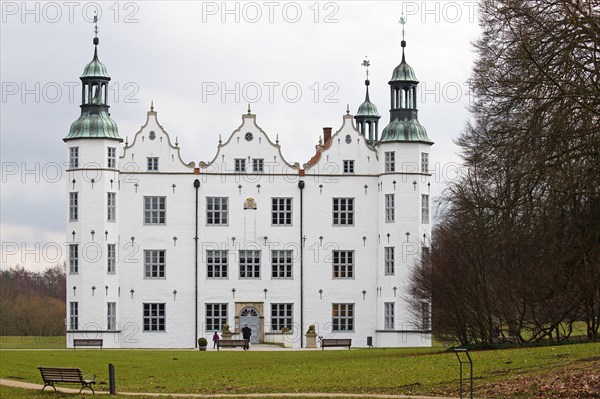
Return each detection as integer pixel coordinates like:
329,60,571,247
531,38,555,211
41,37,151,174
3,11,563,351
0,265,66,336
409,0,600,345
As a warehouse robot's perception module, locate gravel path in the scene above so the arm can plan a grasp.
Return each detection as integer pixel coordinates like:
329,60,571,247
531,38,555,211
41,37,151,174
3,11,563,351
0,378,457,399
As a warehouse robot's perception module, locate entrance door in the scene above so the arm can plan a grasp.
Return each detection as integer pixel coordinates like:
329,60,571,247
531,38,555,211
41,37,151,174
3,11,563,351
239,307,260,344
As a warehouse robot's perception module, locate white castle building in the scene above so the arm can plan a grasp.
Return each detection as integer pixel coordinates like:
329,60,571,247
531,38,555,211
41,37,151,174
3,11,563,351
64,27,433,349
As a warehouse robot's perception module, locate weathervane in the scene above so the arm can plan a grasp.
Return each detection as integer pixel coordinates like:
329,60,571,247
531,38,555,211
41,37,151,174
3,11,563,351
399,12,406,48
92,12,99,46
361,57,370,80
93,13,98,38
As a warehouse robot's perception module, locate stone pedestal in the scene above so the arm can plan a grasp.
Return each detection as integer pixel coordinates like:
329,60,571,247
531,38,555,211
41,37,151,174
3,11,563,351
222,325,233,340
305,332,317,348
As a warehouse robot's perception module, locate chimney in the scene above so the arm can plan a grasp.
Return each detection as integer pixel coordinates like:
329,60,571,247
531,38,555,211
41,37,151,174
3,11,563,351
323,127,332,144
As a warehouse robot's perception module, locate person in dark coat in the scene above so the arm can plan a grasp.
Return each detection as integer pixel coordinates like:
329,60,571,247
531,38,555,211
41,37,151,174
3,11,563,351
241,324,252,350
212,331,220,349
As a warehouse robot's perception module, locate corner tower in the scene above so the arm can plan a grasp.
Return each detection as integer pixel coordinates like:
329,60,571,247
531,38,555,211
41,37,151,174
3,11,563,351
64,17,122,348
375,18,433,347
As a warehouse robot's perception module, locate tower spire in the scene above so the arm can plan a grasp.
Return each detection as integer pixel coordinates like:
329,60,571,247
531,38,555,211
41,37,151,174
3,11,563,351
361,57,371,102
64,15,121,142
399,13,406,61
355,56,380,144
379,15,431,144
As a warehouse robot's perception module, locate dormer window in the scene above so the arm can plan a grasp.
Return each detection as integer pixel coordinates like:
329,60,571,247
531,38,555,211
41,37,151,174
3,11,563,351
253,158,264,173
234,158,246,173
343,160,355,174
147,157,159,172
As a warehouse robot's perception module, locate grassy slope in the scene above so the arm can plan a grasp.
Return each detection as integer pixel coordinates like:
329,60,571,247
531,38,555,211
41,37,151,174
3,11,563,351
1,342,598,397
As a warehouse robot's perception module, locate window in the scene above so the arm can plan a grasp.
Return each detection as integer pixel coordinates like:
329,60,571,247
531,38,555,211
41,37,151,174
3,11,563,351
69,192,78,222
206,303,227,331
332,303,354,331
333,250,354,278
421,153,429,173
107,302,116,330
144,196,166,225
143,303,165,331
272,198,292,225
272,250,293,279
385,151,395,172
69,147,79,168
385,247,394,275
343,160,354,174
385,302,395,330
421,194,430,224
271,303,293,332
144,250,166,278
108,147,116,169
253,158,264,172
69,302,78,330
106,244,116,273
422,302,431,330
239,250,260,279
147,157,159,171
385,194,395,223
207,197,228,225
333,198,354,225
107,192,116,222
69,244,78,274
207,250,228,278
234,158,246,172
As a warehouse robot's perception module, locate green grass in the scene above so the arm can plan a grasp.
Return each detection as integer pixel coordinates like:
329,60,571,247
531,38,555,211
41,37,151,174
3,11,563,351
0,336,66,349
1,342,598,398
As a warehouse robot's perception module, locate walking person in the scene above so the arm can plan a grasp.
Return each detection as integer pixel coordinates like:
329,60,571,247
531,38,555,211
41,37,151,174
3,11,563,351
241,324,252,351
212,331,220,349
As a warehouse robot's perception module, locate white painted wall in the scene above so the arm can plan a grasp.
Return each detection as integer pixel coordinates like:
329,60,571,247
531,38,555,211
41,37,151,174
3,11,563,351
66,110,432,349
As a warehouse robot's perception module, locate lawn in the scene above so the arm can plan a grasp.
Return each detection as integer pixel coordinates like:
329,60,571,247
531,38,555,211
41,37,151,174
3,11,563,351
0,341,598,398
0,336,66,349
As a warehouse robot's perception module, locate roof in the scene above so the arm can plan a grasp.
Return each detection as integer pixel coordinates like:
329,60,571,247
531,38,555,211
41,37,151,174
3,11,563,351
81,47,110,79
390,51,418,83
64,109,121,141
380,118,432,143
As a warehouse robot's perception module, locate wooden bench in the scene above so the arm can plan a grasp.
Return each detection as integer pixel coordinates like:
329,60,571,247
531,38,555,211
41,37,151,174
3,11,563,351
38,367,96,393
321,338,352,350
73,339,103,349
217,339,246,350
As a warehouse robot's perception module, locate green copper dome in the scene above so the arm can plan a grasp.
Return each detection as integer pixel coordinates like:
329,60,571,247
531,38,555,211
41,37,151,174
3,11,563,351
81,47,110,79
390,59,418,82
356,98,380,117
380,118,431,143
355,81,380,117
65,109,121,141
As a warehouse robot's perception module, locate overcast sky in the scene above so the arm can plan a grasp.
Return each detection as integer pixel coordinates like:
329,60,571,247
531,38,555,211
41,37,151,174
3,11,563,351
1,1,481,271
